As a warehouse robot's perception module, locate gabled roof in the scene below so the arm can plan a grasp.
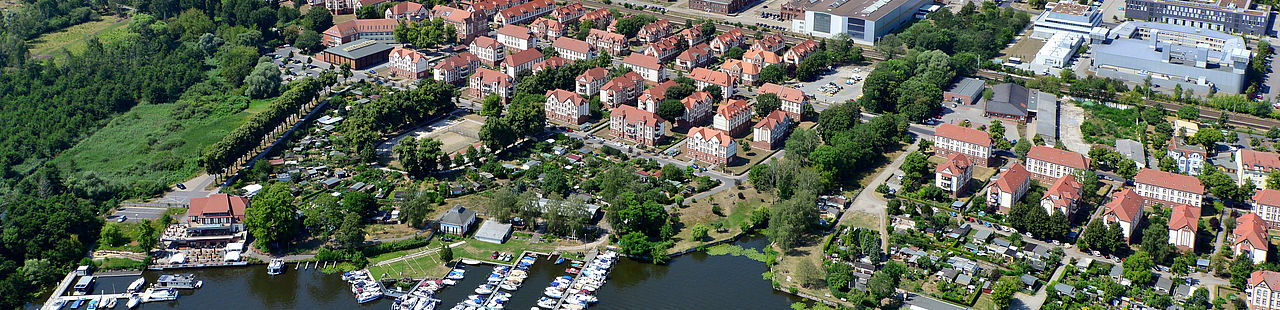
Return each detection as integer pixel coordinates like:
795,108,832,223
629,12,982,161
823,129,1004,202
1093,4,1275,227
529,18,564,33
506,48,545,66
786,39,819,58
431,5,477,23
639,19,672,36
440,205,477,226
992,164,1030,194
721,59,761,75
936,153,972,176
986,83,1029,117
1027,146,1089,170
546,89,585,106
388,1,426,15
1234,212,1268,251
471,36,501,49
641,80,679,103
717,99,751,118
533,56,569,71
586,29,625,42
551,1,585,18
677,43,713,62
622,53,663,70
389,47,428,62
1135,169,1205,194
754,110,791,130
1255,189,1280,207
554,37,592,54
690,67,735,87
497,0,554,20
713,28,745,45
1043,174,1082,208
471,68,513,86
581,8,611,21
612,104,665,127
435,52,481,70
324,19,399,37
1251,270,1280,290
1103,188,1143,223
1169,204,1200,232
496,24,532,40
189,194,249,219
752,33,786,50
689,126,734,146
1240,149,1280,172
577,67,609,82
743,48,782,64
682,91,712,109
602,72,644,91
758,83,804,103
934,123,992,147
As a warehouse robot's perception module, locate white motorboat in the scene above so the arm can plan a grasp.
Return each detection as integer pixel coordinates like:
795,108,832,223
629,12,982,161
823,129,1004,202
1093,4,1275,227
104,296,117,308
442,279,457,286
50,299,65,309
267,259,285,275
474,284,494,294
126,296,141,309
126,277,146,293
536,297,557,309
145,288,179,301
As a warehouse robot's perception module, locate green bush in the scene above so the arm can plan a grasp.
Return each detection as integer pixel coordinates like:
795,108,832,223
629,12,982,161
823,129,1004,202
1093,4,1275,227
361,236,433,258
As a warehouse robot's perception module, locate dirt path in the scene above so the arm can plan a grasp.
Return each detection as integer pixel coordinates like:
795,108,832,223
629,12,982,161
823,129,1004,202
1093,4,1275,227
839,142,919,251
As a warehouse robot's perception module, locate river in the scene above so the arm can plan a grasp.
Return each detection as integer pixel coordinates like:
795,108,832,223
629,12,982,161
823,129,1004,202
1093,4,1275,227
59,236,801,309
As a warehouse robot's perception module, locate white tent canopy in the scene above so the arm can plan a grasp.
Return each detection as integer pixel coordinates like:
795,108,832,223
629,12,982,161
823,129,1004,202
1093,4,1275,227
168,252,186,264
223,251,241,262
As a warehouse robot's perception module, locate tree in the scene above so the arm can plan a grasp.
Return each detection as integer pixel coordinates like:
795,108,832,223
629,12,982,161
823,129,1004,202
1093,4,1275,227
401,191,436,228
295,29,322,53
1178,105,1200,120
690,223,709,241
335,212,365,248
303,7,333,32
656,99,685,122
218,45,259,88
992,276,1021,310
1189,128,1224,153
796,259,824,288
784,129,821,161
480,94,503,116
760,64,786,84
488,187,519,222
395,137,446,179
1231,254,1256,290
756,93,782,116
245,183,300,251
724,47,745,60
439,244,454,263
1080,220,1106,251
1184,287,1210,310
874,34,904,59
1123,250,1155,284
1014,139,1031,160
825,262,852,292
245,61,282,98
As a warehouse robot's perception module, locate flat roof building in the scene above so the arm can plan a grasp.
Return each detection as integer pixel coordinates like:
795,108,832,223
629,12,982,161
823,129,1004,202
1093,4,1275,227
943,77,984,106
1090,21,1249,94
319,39,393,70
1031,32,1084,75
1124,0,1271,35
1032,1,1104,39
790,0,934,44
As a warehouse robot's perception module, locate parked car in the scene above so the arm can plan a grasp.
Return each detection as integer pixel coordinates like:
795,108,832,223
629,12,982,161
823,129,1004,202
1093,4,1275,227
117,216,127,223
176,183,187,190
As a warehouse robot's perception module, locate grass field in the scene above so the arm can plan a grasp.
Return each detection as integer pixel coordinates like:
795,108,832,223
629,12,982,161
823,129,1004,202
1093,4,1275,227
54,98,273,188
27,17,132,58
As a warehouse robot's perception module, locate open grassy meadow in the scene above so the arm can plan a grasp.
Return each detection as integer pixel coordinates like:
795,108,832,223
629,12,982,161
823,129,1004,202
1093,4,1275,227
54,98,273,187
27,17,133,58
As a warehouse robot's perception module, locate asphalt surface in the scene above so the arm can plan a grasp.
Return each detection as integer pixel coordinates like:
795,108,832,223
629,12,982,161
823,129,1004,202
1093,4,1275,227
110,206,170,223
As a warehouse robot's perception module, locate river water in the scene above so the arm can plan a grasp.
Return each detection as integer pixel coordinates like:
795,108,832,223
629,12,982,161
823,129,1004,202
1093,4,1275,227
60,236,801,309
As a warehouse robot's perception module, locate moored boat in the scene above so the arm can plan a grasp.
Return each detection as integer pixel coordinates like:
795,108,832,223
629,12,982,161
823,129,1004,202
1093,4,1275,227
126,296,140,309
126,277,146,293
154,274,201,289
267,259,285,275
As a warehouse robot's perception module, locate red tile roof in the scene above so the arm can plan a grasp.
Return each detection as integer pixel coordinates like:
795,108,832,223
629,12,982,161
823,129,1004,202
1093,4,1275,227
677,44,712,63
758,83,804,103
1234,212,1268,251
472,67,512,85
471,36,500,49
936,153,972,176
1043,174,1082,208
554,37,592,54
690,67,735,87
388,1,425,15
754,110,791,130
390,47,428,62
577,67,609,82
324,19,399,37
497,0,554,21
506,48,545,66
1135,168,1205,194
641,80,679,103
714,28,745,46
639,19,672,36
934,123,991,147
602,72,644,92
717,99,751,118
496,24,532,39
613,104,665,127
721,59,760,75
622,53,663,70
189,194,249,219
1103,188,1143,224
1027,146,1089,170
786,39,819,59
546,89,585,106
1240,149,1280,172
743,48,782,64
533,56,569,71
1169,204,1200,232
682,91,712,110
1251,270,1280,290
434,52,481,70
992,163,1030,194
1255,189,1280,207
432,5,477,23
689,126,734,146
753,33,785,50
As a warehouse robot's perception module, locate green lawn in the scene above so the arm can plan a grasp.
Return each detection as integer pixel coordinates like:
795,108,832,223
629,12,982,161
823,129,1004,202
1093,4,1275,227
54,98,273,187
27,17,133,58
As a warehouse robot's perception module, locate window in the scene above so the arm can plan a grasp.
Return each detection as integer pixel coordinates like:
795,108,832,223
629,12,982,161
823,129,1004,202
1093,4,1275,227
814,13,831,33
847,18,866,39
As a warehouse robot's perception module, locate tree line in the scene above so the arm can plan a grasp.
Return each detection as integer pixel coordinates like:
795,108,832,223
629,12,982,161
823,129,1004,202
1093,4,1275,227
199,74,331,173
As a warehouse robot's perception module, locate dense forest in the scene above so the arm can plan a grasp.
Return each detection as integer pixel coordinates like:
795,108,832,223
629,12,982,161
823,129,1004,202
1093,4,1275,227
0,0,318,307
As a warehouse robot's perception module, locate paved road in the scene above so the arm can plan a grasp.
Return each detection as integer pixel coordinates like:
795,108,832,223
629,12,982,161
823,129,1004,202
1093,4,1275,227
110,206,170,223
153,173,218,206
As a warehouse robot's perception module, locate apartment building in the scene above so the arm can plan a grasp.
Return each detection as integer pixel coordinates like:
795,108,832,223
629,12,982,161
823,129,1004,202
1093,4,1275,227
529,18,565,39
679,91,715,128
575,67,609,97
600,72,645,108
713,99,752,136
1102,188,1145,242
709,28,746,54
643,36,683,62
676,44,715,72
322,19,398,47
1025,146,1089,184
638,19,674,43
545,89,589,125
720,59,762,86
686,127,738,165
469,68,514,102
469,36,505,66
433,52,482,84
496,24,536,51
586,29,627,55
388,47,432,79
933,123,993,167
1135,168,1205,208
783,39,819,66
1168,137,1207,175
743,48,783,68
493,0,555,25
752,33,787,53
757,83,808,118
1168,204,1200,252
989,164,1031,214
752,110,793,150
610,105,667,147
1252,189,1280,228
550,1,587,23
553,37,595,61
935,153,973,197
385,1,429,21
621,54,666,83
1238,149,1280,186
637,81,678,113
1040,174,1083,217
1233,213,1269,264
502,48,544,77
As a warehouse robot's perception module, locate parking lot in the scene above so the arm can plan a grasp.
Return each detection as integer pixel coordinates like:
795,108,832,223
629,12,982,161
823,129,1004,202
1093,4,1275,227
938,101,991,127
110,206,170,223
798,64,870,108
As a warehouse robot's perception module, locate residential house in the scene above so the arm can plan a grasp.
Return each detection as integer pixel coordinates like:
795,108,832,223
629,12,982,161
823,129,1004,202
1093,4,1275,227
1233,212,1269,264
580,8,613,29
545,89,589,125
585,29,627,55
1169,137,1207,175
1238,149,1280,186
438,205,478,235
720,59,761,85
713,98,752,136
529,18,566,39
493,0,555,25
469,36,505,66
432,5,487,43
610,105,667,147
637,80,678,113
936,153,973,197
502,48,544,77
933,123,993,167
531,56,569,74
676,43,714,71
642,36,683,62
1249,270,1280,310
468,68,514,102
1041,174,1083,216
752,110,793,150
1025,146,1089,183
783,39,819,65
757,83,808,118
679,91,714,127
622,54,666,83
552,37,596,61
575,67,609,97
680,25,707,46
388,47,431,79
709,28,746,54
1253,189,1280,227
1168,204,1200,252
989,164,1031,213
188,194,249,233
434,52,482,84
637,19,674,43
1102,188,1145,242
689,67,736,98
496,24,536,51
600,72,645,107
385,1,428,21
687,127,738,165
322,19,399,47
466,0,527,19
743,48,783,68
1135,168,1205,208
550,1,587,23
752,33,787,53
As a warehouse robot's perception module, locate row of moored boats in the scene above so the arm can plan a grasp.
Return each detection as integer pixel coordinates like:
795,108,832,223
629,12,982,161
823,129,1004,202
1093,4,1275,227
536,251,616,310
345,270,385,304
52,275,189,310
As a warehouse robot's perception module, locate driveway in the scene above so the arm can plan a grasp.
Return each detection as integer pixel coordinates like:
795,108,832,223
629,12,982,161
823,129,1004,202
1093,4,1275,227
840,142,919,251
153,173,217,206
109,206,169,223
